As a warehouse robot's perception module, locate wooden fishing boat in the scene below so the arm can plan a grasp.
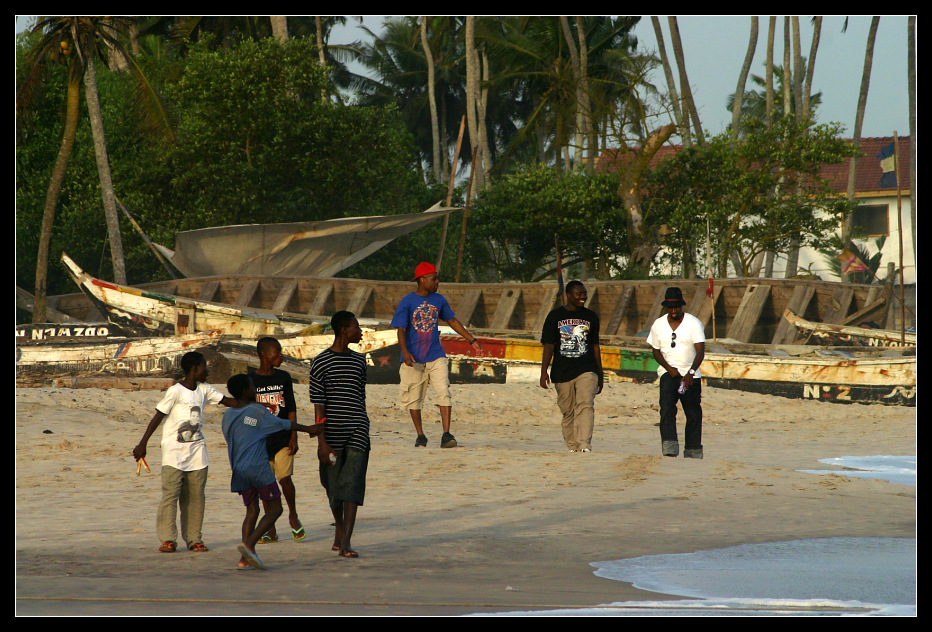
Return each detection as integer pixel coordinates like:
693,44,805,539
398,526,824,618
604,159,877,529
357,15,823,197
61,252,328,338
44,253,906,344
15,329,225,383
418,335,916,407
782,308,916,347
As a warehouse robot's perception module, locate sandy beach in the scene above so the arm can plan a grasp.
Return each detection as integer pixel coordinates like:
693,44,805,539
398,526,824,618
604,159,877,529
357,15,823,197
15,377,915,616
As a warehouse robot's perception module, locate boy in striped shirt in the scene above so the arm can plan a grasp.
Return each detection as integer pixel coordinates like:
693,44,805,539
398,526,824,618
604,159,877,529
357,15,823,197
310,310,370,558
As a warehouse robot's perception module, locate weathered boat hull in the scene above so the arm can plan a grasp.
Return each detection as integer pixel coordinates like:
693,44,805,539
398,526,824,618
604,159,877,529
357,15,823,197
44,253,910,344
15,330,225,382
61,253,325,339
783,308,916,347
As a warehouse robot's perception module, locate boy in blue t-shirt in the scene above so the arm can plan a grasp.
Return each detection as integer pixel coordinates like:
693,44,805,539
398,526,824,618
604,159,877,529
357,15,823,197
221,374,322,570
390,261,484,449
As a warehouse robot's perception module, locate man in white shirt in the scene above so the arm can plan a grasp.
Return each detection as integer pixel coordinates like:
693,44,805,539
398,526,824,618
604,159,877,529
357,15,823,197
646,287,706,459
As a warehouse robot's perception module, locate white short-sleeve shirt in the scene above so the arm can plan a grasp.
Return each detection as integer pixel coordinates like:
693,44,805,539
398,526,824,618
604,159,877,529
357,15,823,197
155,382,224,471
647,312,706,378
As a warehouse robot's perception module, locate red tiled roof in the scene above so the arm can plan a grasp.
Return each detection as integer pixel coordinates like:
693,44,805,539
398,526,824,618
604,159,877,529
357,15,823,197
593,136,912,195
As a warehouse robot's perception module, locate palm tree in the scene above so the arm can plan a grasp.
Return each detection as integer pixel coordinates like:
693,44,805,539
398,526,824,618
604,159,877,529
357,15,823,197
19,16,172,322
726,62,822,129
420,16,442,182
842,17,880,250
667,17,703,142
730,17,759,139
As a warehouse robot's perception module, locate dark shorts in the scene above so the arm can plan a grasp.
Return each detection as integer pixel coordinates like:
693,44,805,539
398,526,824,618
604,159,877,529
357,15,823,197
319,447,369,507
239,481,282,507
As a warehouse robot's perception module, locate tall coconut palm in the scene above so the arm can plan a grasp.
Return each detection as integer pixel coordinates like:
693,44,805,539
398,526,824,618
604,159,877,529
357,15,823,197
667,16,703,142
19,16,172,322
730,17,759,139
420,16,442,182
842,17,880,251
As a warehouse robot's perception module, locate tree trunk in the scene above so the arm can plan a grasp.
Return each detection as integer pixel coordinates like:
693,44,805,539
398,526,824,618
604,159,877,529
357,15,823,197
765,16,775,127
730,16,758,137
577,17,595,159
420,17,442,183
782,18,792,120
315,17,327,101
651,17,689,146
33,74,81,323
271,16,289,42
84,53,127,285
560,16,583,167
618,124,677,277
668,17,703,142
802,17,822,120
464,17,485,191
842,17,880,249
791,17,804,122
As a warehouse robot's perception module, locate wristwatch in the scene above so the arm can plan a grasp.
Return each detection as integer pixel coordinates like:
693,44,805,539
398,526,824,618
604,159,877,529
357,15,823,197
687,368,696,375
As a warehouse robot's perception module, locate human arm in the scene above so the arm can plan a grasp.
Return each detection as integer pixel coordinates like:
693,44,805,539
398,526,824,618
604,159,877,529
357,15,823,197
314,403,335,464
287,412,299,455
592,343,604,394
681,342,705,389
133,411,165,461
446,317,484,354
397,327,414,366
651,347,681,379
540,343,555,389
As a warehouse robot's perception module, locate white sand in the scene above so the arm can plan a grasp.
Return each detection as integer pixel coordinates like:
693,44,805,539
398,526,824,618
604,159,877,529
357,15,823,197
15,379,916,615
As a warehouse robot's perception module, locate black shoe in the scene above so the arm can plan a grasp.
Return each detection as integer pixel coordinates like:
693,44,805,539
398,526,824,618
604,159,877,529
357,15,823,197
441,432,457,448
415,434,428,447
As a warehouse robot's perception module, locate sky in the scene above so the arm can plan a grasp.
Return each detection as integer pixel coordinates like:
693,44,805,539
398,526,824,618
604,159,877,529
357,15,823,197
329,15,912,141
16,15,913,140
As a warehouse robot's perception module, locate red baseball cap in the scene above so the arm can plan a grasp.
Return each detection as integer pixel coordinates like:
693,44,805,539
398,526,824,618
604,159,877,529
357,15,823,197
411,261,437,281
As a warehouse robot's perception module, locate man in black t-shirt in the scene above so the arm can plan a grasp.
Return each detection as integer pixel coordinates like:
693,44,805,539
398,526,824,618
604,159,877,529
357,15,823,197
250,337,306,543
539,281,603,452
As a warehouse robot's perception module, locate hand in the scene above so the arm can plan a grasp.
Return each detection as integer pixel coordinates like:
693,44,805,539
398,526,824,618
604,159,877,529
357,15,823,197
539,372,550,389
472,339,485,355
667,367,682,379
317,441,336,465
288,435,299,455
132,444,146,461
682,373,694,390
597,375,604,395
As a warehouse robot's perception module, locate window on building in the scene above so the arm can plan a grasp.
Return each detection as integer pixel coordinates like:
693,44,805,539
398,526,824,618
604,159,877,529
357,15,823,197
851,204,889,237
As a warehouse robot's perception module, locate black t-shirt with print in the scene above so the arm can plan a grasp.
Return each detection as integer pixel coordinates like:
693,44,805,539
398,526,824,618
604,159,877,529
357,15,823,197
248,368,297,459
540,306,601,383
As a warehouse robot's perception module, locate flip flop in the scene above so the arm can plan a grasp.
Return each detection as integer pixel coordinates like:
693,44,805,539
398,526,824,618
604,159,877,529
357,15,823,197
237,562,257,571
257,534,278,545
291,524,306,541
338,548,359,558
158,541,177,553
237,543,267,570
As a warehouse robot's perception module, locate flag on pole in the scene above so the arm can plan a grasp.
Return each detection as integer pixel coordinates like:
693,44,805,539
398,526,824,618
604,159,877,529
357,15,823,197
877,142,897,188
706,277,714,298
837,248,869,275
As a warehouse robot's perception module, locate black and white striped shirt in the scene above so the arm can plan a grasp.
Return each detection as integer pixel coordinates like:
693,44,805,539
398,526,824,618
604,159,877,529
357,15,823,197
309,348,370,452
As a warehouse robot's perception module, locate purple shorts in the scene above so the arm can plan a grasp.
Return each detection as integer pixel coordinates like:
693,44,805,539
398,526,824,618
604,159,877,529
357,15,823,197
239,481,282,507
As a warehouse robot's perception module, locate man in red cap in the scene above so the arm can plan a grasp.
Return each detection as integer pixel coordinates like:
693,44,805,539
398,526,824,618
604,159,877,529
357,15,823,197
390,261,484,448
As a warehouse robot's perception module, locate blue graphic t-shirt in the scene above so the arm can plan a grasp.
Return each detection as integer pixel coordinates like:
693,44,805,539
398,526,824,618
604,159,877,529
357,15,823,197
391,292,455,363
221,403,292,493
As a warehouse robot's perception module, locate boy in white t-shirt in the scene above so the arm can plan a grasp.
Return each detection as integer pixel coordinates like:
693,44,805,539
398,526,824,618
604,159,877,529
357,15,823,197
133,351,236,553
646,287,706,459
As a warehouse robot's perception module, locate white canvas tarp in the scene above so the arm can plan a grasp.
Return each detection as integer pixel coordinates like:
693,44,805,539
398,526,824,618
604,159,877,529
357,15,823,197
154,203,459,278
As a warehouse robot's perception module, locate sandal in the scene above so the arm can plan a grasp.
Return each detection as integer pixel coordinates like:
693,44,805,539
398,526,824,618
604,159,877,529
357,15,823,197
338,548,359,558
158,541,177,553
189,542,209,552
292,524,306,541
257,534,278,545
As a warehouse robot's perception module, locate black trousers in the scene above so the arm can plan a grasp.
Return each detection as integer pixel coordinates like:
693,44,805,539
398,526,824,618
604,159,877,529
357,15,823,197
658,373,703,450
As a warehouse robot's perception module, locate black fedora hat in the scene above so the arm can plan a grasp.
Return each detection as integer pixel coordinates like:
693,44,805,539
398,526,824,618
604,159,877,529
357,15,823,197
661,287,686,307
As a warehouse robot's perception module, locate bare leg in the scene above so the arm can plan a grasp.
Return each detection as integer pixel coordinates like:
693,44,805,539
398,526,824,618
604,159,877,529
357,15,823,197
439,405,452,433
279,476,301,531
333,500,359,557
408,409,424,435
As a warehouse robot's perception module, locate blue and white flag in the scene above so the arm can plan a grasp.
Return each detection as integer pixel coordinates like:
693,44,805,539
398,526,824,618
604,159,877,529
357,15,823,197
877,142,897,188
